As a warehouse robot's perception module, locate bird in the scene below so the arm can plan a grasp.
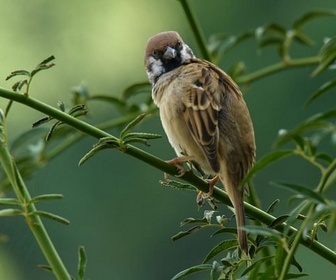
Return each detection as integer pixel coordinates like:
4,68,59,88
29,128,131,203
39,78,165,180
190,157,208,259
144,31,255,256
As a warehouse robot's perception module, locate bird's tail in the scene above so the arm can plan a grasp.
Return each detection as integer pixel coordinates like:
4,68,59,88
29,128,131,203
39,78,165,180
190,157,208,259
220,175,248,256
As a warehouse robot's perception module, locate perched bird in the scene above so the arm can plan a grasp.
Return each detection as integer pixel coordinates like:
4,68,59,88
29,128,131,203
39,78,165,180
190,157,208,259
144,31,255,255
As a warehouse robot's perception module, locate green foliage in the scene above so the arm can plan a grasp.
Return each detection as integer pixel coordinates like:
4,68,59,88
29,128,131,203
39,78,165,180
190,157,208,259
208,9,336,67
77,246,87,280
168,5,336,280
78,113,161,166
5,55,56,95
0,2,336,280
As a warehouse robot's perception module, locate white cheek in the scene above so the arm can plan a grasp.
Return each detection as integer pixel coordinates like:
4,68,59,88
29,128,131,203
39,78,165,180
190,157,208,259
151,60,163,76
180,44,194,62
146,57,164,84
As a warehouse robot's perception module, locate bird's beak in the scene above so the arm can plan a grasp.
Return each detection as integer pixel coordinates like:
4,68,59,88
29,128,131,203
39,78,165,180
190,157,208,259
163,46,176,60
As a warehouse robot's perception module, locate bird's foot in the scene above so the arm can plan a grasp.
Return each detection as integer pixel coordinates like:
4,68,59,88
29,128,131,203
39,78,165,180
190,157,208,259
196,175,219,205
164,156,195,181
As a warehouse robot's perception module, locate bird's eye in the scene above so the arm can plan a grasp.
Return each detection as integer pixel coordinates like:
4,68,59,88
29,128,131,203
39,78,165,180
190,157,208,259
152,50,159,58
176,41,182,49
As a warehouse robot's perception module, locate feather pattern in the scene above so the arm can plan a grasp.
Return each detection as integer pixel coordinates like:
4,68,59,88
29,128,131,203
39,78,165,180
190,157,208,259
145,31,255,256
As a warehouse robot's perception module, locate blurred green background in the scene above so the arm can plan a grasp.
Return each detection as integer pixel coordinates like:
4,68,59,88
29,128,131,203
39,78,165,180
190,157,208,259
0,0,335,279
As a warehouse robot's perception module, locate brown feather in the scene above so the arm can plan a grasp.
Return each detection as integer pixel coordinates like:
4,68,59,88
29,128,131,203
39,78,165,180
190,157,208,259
146,32,255,255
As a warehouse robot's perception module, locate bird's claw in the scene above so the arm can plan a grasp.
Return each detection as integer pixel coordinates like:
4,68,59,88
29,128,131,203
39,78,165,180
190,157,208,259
196,175,219,205
164,156,195,181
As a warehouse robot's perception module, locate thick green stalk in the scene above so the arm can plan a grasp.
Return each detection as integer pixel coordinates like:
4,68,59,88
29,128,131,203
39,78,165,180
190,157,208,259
236,56,320,85
178,0,212,61
0,86,335,266
0,112,71,280
46,110,155,162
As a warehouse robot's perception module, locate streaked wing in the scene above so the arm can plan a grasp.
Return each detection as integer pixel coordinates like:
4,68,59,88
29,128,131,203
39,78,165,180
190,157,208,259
180,61,222,173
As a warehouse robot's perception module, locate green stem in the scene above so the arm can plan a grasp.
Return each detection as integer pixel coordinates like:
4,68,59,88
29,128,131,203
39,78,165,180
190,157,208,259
46,110,155,162
278,204,315,280
246,182,274,266
0,112,71,280
295,149,326,172
0,86,336,266
236,56,320,85
178,0,212,61
214,185,336,266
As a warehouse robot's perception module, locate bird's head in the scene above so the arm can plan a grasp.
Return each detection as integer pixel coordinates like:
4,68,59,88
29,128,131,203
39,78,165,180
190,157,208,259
145,31,194,84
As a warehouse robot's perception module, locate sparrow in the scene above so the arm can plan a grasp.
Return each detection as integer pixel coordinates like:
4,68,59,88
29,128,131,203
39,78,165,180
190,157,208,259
144,31,255,256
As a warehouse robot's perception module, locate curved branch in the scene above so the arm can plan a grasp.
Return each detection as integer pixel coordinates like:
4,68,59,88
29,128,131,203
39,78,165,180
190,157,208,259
236,56,320,85
0,86,335,266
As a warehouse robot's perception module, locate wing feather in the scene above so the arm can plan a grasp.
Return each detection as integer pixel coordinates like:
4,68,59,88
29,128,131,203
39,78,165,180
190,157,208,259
181,63,221,173
179,59,255,182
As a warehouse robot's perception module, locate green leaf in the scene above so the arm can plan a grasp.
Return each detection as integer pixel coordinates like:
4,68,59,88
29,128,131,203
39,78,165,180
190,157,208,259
268,215,290,229
241,256,274,277
78,140,118,166
208,31,254,60
291,255,303,272
171,225,202,241
275,239,287,276
293,9,336,30
46,120,63,141
78,246,87,280
211,227,238,237
210,261,223,280
12,79,28,91
294,32,315,47
228,61,246,79
122,132,161,146
5,70,31,80
122,138,152,146
243,225,283,239
241,150,293,185
29,194,64,204
265,199,280,214
32,210,70,225
37,264,53,273
120,113,147,139
0,198,21,206
122,82,151,101
316,153,334,164
275,109,336,147
159,179,197,192
32,116,53,128
255,23,286,54
259,23,286,37
180,217,207,226
68,104,88,118
88,95,127,111
202,239,238,263
312,37,336,76
31,55,56,78
305,78,336,107
314,203,336,232
320,158,336,192
272,182,326,204
0,209,23,217
122,132,161,141
38,55,56,66
171,264,212,280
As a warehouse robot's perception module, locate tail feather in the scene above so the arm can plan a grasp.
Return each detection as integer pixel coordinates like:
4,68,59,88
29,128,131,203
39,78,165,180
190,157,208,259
220,175,248,256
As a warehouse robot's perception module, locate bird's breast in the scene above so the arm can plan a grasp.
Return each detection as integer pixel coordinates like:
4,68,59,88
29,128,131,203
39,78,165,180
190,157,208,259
153,79,214,174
